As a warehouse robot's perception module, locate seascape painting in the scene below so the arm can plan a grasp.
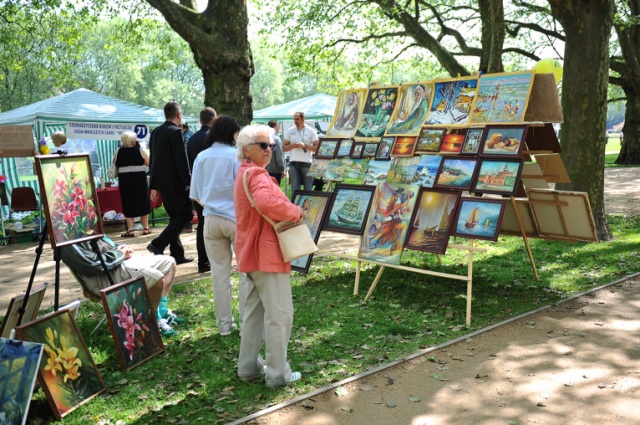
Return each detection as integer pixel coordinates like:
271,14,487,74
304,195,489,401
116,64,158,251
414,155,444,188
326,88,367,138
415,128,446,154
342,158,371,184
385,82,433,136
350,142,365,158
307,158,331,179
291,191,331,273
452,198,506,242
425,77,478,126
0,338,43,425
324,157,353,181
316,138,340,159
479,125,527,157
323,185,375,235
363,160,393,185
390,136,417,157
472,159,524,196
434,157,478,190
355,86,400,140
336,139,353,158
386,156,421,185
439,133,465,154
404,188,460,255
362,143,379,158
469,71,535,124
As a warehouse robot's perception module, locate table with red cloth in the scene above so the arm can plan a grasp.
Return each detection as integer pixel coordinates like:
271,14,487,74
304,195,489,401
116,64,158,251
96,186,123,214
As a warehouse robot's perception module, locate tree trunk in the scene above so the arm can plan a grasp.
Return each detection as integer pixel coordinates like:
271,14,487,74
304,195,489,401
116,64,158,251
548,0,613,241
144,0,254,124
616,87,640,163
478,0,505,73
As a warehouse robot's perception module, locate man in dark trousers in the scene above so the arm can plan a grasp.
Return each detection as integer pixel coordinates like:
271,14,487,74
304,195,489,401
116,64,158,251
148,101,193,265
187,106,217,273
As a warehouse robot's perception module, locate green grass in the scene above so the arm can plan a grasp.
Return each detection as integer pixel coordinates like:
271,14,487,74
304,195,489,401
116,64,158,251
15,214,640,424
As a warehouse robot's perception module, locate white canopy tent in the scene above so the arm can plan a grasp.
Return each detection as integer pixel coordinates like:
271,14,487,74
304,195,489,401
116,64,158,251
252,93,337,122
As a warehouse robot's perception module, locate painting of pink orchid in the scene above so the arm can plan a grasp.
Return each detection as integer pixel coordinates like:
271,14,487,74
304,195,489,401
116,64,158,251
100,277,164,371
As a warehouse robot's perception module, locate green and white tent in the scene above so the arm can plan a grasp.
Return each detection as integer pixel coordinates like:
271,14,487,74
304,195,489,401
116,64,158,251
252,93,337,122
0,88,197,217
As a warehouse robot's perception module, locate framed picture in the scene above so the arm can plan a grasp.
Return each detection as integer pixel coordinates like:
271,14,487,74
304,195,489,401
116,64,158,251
390,136,417,157
461,128,484,155
425,77,478,126
451,197,506,241
384,81,433,136
362,143,379,158
307,158,331,179
359,182,419,264
414,155,444,188
324,157,352,181
291,191,332,273
480,125,527,157
433,157,478,191
326,88,367,138
15,309,106,419
363,159,393,185
439,133,465,154
349,142,365,159
336,138,353,158
315,138,341,159
0,338,44,425
404,188,461,255
386,156,421,184
100,276,165,371
342,158,371,184
469,71,535,125
322,184,375,235
376,137,394,160
1,283,48,338
355,86,400,140
415,127,446,154
35,154,104,249
471,158,524,196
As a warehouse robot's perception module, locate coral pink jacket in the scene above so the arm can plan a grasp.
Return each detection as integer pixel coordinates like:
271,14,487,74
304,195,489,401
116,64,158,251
234,162,302,273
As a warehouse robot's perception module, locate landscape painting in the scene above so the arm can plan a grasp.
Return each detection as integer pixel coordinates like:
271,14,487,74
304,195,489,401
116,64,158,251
316,138,340,159
472,158,524,196
414,155,444,188
363,160,393,185
362,143,379,158
326,88,367,138
390,136,417,157
355,86,400,140
434,157,478,190
415,127,446,154
439,133,465,154
386,156,421,184
479,125,528,157
342,158,371,184
307,158,331,179
385,81,433,136
452,197,506,241
425,77,478,126
291,191,332,273
324,157,353,181
404,188,460,255
350,142,365,158
469,71,535,124
323,184,375,235
461,128,484,155
336,139,353,158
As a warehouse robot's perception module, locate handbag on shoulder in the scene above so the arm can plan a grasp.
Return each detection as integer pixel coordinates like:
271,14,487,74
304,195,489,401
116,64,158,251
107,148,119,179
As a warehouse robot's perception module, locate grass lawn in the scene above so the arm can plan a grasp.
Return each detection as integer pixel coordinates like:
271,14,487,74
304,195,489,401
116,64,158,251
15,213,640,424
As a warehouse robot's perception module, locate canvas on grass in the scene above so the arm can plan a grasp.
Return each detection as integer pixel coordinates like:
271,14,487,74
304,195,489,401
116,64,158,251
451,197,506,242
479,125,528,157
433,157,478,191
390,136,417,157
461,128,484,155
386,157,421,185
315,138,341,159
354,86,400,140
35,154,104,249
414,155,444,188
100,276,164,371
1,283,48,339
404,188,460,255
376,137,394,160
415,127,446,154
425,77,478,126
336,139,353,158
322,184,375,235
362,160,393,185
326,88,367,138
289,191,332,273
471,158,523,196
469,71,535,124
15,309,105,420
359,182,419,265
385,81,433,136
0,338,44,425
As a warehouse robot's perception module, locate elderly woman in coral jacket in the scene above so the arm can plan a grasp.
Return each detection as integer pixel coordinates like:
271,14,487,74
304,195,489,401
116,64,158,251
233,124,307,388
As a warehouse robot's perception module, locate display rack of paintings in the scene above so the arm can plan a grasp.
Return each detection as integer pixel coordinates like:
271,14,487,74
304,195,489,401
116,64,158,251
479,125,528,157
461,128,484,155
376,137,393,160
326,88,368,138
385,81,433,136
425,77,478,126
291,191,332,274
355,85,400,140
390,136,417,157
452,197,506,242
469,71,535,125
336,138,353,158
471,158,524,196
350,142,365,158
316,138,340,159
434,157,478,191
322,184,375,236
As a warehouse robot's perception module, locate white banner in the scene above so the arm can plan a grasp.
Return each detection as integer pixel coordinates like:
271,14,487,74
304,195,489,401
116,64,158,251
66,122,150,142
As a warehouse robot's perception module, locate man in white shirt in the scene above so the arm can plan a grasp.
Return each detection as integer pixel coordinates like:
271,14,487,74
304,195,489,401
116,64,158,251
283,111,318,194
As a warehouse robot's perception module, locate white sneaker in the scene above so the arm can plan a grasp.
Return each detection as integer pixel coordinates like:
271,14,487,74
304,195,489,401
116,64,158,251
220,323,238,337
157,318,178,337
265,371,302,388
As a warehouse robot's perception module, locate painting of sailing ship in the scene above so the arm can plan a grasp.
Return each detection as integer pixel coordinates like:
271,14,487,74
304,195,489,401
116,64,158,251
433,157,478,190
291,191,332,273
425,77,478,126
363,160,393,185
469,71,535,124
323,184,375,235
414,155,443,187
307,158,331,179
404,188,460,255
472,158,524,196
452,198,506,241
386,156,421,184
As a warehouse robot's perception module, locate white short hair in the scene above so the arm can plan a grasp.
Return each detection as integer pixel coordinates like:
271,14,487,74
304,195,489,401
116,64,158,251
120,131,138,147
236,124,275,160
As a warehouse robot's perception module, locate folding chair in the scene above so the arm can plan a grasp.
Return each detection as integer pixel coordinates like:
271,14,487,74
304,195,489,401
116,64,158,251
9,187,39,220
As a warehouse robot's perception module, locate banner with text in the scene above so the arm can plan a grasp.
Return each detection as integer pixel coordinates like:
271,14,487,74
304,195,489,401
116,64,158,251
0,125,36,157
66,122,150,142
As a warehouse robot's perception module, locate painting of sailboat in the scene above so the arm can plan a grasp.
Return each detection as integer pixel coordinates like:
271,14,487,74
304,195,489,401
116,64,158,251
323,184,375,235
404,188,460,254
452,197,507,241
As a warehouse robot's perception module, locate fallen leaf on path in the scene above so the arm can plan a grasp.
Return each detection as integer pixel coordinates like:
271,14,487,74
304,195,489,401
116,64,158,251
386,402,397,408
564,382,574,387
536,402,546,407
408,395,422,402
335,386,349,396
301,402,315,411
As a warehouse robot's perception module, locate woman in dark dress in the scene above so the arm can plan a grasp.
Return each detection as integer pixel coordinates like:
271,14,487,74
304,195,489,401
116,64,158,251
116,131,151,237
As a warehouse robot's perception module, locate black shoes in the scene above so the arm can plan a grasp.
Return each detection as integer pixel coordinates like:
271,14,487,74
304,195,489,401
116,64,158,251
147,243,163,255
175,257,194,265
198,263,211,273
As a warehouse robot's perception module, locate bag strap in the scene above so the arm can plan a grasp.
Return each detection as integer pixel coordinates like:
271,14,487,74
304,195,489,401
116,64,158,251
111,148,119,166
242,168,277,227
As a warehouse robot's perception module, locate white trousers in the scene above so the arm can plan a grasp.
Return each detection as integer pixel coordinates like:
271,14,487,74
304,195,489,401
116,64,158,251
237,270,294,387
203,214,249,333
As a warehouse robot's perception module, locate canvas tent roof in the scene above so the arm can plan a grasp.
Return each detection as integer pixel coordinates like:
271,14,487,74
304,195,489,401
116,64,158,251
252,93,337,122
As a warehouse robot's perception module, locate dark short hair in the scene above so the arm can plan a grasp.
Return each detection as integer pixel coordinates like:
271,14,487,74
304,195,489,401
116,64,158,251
267,119,278,128
205,115,240,147
200,107,217,125
164,102,181,120
294,111,305,119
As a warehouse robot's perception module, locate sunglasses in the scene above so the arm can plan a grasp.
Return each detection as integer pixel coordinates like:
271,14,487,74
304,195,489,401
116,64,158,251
250,142,276,150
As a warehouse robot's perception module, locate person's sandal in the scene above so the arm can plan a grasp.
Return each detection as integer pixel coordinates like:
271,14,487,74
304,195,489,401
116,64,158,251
143,228,152,235
121,229,136,237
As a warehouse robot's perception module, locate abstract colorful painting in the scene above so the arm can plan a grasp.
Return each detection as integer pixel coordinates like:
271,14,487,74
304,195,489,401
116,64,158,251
461,128,484,155
434,157,478,190
386,156,421,185
452,197,506,242
376,137,394,160
439,133,465,154
479,125,528,157
385,81,433,136
355,86,400,140
15,309,105,419
359,182,419,264
35,154,104,249
425,77,478,126
323,184,375,235
291,191,332,273
363,160,393,185
100,277,164,371
391,136,417,157
469,71,535,124
326,88,367,138
404,188,460,255
316,138,340,159
415,128,446,154
336,139,353,158
414,155,444,188
0,338,43,425
472,158,524,196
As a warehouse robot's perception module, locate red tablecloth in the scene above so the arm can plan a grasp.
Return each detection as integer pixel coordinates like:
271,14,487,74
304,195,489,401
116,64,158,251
96,186,122,214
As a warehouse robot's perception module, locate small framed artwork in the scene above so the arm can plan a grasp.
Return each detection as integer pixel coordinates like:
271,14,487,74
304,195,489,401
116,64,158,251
479,125,528,157
404,188,461,255
35,154,104,249
471,158,524,196
362,143,379,158
15,309,106,420
315,138,341,159
376,137,394,160
438,133,465,154
363,159,393,185
100,276,165,371
0,338,44,425
415,127,446,154
291,191,332,274
433,157,478,190
349,142,366,159
461,128,484,155
1,283,48,338
307,158,331,179
336,139,353,158
451,197,506,241
322,184,376,235
414,155,444,188
391,136,417,157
